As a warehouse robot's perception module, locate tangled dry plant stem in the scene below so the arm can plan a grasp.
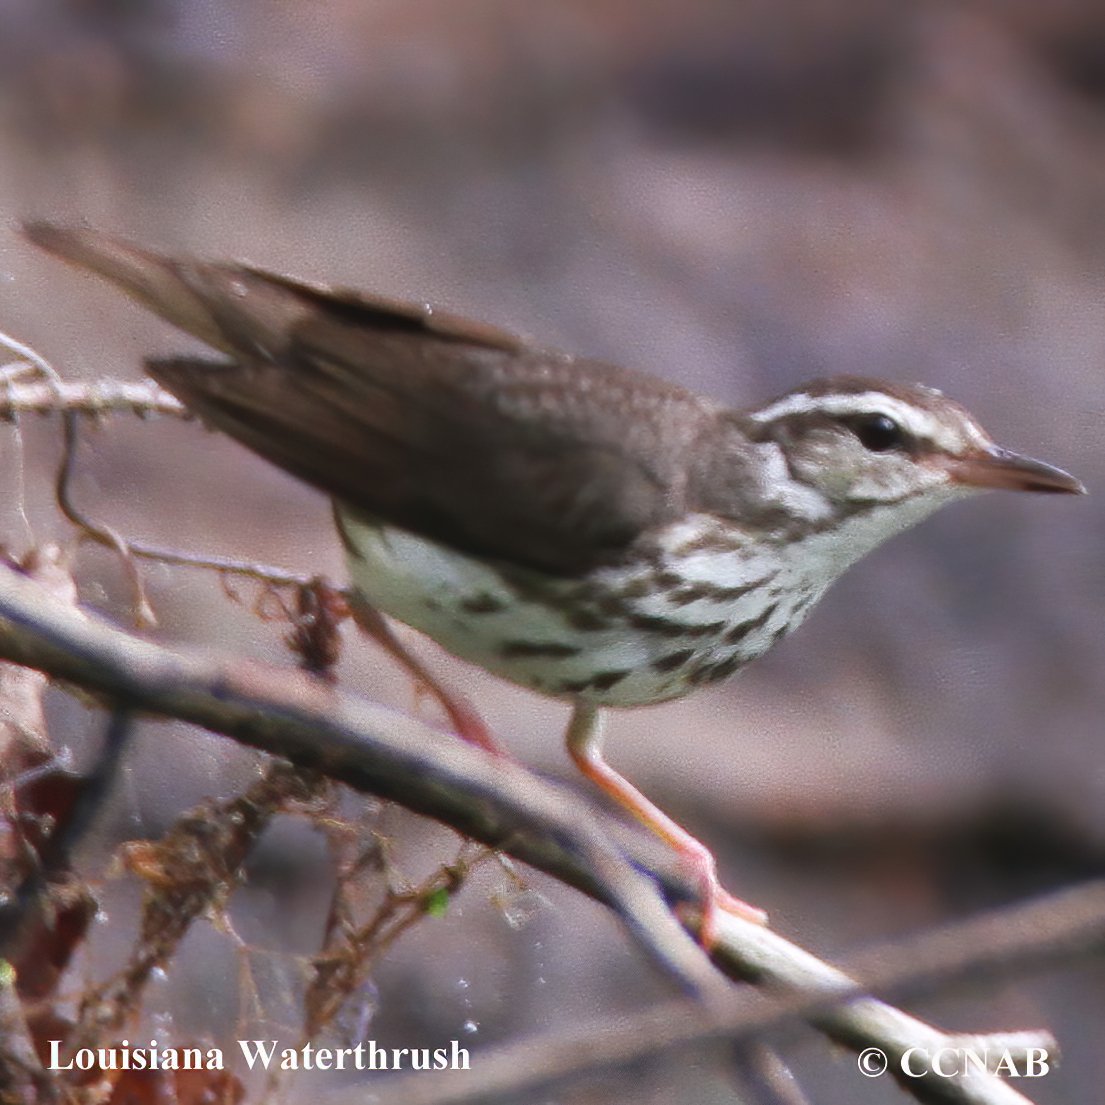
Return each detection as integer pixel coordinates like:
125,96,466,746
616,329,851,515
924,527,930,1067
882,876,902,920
0,337,317,613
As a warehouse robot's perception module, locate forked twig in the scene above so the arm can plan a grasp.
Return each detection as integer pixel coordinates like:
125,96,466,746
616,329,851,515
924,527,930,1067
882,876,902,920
0,332,316,622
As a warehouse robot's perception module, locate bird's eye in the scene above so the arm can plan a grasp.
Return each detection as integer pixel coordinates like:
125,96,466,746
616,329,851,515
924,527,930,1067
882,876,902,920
851,413,907,453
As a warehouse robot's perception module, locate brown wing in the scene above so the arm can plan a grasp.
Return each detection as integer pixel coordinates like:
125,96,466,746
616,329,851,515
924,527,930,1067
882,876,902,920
25,223,719,575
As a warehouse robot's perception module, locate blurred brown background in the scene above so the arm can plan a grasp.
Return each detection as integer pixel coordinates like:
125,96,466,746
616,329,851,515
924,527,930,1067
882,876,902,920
2,1,1104,1102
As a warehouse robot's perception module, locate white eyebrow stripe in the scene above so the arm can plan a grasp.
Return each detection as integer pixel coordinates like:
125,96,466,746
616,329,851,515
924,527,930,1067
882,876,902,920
749,390,983,452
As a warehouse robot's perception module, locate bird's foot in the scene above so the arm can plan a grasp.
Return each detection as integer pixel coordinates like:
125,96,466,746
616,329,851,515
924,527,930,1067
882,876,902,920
675,835,768,947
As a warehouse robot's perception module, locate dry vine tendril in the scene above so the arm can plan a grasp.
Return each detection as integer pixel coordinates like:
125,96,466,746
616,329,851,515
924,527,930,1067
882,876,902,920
0,328,334,631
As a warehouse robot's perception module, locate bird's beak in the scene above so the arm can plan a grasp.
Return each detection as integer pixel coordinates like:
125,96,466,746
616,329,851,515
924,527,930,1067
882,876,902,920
943,446,1086,495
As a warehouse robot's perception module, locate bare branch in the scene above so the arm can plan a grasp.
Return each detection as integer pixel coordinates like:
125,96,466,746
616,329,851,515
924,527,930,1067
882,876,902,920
0,560,724,1000
0,561,1088,1105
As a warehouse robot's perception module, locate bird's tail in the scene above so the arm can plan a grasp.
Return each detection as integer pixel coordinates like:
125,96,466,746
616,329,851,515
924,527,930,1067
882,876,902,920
20,221,342,365
23,222,254,352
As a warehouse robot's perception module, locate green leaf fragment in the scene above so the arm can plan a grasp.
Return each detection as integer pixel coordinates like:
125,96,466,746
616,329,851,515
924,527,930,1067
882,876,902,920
425,886,451,917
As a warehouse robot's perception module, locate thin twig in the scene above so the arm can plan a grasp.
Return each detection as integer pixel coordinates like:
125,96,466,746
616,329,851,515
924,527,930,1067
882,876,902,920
125,543,315,588
0,377,187,419
0,332,159,627
0,336,311,610
55,395,158,627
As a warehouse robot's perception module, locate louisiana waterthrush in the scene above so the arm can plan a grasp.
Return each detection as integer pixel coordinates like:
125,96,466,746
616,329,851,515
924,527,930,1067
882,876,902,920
26,223,1084,943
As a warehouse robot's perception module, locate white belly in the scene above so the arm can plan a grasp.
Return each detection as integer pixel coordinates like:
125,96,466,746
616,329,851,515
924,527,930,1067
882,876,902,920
336,509,808,707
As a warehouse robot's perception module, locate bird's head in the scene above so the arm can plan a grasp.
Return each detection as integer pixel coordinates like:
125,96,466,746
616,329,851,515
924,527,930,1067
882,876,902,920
745,377,1084,514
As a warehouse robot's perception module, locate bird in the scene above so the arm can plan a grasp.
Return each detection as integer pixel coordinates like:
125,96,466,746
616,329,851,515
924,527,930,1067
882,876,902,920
24,222,1085,945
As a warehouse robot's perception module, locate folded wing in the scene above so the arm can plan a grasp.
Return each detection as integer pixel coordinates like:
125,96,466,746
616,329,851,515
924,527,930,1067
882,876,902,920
25,223,718,575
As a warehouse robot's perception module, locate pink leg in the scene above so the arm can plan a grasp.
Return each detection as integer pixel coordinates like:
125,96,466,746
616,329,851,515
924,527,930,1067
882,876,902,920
567,703,767,946
347,597,504,756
